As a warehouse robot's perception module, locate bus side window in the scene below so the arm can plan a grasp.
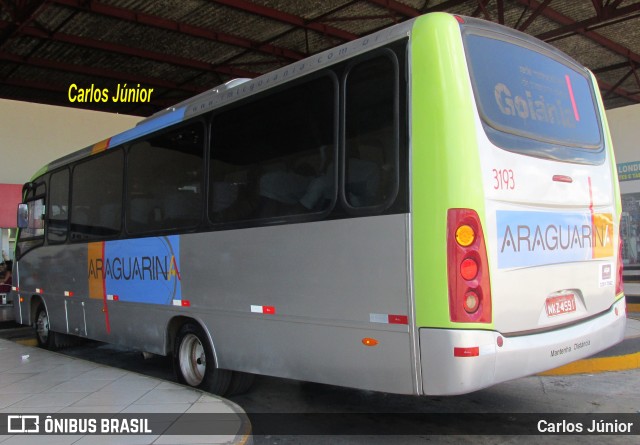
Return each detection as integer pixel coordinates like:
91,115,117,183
70,150,123,240
344,52,399,212
16,182,47,257
126,123,205,234
210,74,337,224
48,169,69,244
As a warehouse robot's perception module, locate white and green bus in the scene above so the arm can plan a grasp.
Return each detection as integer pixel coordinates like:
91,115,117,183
14,13,625,396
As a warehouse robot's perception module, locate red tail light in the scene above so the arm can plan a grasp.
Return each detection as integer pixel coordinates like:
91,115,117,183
616,235,624,297
447,209,492,323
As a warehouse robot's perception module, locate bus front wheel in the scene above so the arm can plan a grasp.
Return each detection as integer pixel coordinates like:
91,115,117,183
173,323,231,395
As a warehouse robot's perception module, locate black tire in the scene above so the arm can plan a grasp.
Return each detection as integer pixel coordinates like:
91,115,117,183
173,322,231,395
34,304,59,350
226,371,256,396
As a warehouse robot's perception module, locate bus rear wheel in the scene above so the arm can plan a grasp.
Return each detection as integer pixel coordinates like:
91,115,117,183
173,323,231,395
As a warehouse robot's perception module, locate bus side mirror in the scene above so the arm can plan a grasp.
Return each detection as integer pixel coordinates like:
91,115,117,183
17,204,28,228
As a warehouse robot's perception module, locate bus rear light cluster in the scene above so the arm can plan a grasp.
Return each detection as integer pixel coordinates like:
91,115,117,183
447,209,492,323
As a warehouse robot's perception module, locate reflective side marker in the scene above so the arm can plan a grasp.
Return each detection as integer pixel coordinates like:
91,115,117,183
107,295,119,301
35,288,44,294
370,313,409,325
251,305,276,315
172,299,191,307
454,346,479,357
64,291,74,297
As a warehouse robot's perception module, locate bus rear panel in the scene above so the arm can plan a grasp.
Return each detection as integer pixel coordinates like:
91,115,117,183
412,15,625,395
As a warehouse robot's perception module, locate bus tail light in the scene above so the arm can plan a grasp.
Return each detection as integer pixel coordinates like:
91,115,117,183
447,209,492,323
463,291,480,313
616,235,624,297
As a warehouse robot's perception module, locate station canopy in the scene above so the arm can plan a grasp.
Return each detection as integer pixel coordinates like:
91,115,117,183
1,0,639,116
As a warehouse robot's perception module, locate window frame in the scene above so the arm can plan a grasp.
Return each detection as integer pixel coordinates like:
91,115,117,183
16,179,47,258
124,119,207,236
47,167,70,245
340,48,401,216
17,181,47,241
207,70,340,229
69,147,125,243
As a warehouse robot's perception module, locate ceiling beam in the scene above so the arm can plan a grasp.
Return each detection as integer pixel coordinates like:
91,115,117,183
210,0,359,41
597,78,640,103
532,1,640,41
516,0,553,32
50,0,306,62
472,0,492,20
423,0,469,13
365,0,420,18
0,0,49,51
515,0,640,108
496,0,505,25
602,67,634,99
2,19,260,78
592,60,631,74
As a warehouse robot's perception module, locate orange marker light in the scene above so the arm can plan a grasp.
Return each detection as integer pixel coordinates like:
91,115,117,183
455,224,475,247
362,338,379,347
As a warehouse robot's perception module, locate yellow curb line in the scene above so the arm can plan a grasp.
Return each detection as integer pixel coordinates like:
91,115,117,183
15,338,37,347
538,351,640,376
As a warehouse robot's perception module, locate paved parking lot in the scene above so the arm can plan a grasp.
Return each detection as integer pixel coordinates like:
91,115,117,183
1,317,639,444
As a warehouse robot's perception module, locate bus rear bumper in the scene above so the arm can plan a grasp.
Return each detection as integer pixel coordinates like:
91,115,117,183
419,298,627,396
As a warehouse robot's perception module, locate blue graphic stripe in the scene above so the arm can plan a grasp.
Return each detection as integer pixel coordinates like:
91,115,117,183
109,107,186,148
103,236,181,305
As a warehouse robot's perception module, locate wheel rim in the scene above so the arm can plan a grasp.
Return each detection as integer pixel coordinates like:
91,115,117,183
36,310,49,344
178,333,206,386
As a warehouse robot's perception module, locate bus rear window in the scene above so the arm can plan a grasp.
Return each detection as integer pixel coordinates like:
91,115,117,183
464,33,603,161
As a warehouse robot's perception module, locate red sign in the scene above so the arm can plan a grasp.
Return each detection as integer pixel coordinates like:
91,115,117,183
0,184,22,228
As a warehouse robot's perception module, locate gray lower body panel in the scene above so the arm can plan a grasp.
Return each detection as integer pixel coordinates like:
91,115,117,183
16,214,418,395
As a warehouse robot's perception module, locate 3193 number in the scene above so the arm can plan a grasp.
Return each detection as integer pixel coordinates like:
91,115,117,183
492,168,515,190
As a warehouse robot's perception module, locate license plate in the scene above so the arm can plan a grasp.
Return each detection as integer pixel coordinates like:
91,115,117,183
545,294,576,317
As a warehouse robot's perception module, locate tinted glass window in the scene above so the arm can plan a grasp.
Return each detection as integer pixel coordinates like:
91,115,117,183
16,181,47,257
210,75,336,223
126,123,204,233
70,150,123,240
344,53,399,210
21,197,45,239
48,169,69,243
465,34,602,154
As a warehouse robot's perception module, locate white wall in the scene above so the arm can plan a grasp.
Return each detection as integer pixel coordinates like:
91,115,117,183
0,99,140,185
